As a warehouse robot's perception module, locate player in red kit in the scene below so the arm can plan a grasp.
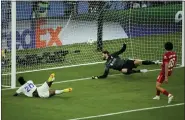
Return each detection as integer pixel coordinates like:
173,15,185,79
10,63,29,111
153,42,177,104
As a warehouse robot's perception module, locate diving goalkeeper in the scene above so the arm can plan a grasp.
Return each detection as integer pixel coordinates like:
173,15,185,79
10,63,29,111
92,43,158,79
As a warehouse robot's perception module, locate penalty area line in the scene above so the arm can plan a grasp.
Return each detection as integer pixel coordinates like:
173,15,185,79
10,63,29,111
68,103,184,120
1,66,183,91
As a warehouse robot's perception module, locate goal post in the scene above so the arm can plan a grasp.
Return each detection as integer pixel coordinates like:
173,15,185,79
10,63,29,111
182,1,184,67
11,1,16,88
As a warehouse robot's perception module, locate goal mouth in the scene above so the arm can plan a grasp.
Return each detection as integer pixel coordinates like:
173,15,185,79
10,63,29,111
1,1,183,88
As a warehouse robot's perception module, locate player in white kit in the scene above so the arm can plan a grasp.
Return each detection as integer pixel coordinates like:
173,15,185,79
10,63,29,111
13,73,72,98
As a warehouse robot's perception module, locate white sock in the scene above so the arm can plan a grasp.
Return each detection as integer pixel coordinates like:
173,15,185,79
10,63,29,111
55,90,64,95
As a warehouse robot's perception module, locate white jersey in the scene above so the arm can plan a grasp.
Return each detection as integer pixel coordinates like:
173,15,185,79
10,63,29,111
16,80,37,97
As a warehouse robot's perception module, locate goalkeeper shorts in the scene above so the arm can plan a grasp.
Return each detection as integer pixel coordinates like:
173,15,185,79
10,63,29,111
122,60,137,70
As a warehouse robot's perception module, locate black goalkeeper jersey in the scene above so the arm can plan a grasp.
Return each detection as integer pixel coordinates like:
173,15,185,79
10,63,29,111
106,56,126,71
98,44,127,79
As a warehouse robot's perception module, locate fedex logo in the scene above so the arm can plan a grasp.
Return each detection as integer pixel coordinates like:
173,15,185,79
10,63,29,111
36,19,62,48
2,29,35,50
2,19,62,50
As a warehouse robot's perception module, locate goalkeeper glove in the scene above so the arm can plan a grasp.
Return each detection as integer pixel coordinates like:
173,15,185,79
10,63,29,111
122,43,126,48
92,76,98,79
121,43,126,52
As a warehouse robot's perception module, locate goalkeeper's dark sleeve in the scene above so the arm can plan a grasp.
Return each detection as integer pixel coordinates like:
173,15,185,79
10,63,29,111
98,66,110,79
111,43,126,57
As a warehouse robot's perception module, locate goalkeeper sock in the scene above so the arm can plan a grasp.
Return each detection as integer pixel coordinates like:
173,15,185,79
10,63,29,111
142,60,155,65
55,90,63,95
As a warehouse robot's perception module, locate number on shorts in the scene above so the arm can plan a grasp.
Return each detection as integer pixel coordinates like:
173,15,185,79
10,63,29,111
168,58,175,68
24,83,34,92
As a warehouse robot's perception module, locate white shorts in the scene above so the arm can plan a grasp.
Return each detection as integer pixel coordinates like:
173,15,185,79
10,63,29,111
37,82,50,98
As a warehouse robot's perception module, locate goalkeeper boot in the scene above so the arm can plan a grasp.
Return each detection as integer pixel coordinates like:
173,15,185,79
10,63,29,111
153,96,160,100
63,88,73,93
154,60,160,65
48,73,55,82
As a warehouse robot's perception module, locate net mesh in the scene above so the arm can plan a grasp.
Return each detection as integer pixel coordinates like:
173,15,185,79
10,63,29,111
1,1,182,87
1,1,11,87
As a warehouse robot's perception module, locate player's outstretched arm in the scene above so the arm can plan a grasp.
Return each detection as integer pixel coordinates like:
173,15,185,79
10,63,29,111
111,43,126,57
92,66,110,79
13,86,23,96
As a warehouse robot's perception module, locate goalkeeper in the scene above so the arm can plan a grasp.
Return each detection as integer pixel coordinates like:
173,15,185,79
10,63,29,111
92,43,158,79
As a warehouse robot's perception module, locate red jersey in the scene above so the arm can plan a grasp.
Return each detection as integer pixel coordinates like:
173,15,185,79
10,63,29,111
161,51,177,76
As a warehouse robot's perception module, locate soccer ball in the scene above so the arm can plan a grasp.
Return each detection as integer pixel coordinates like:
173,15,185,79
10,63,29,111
87,39,95,45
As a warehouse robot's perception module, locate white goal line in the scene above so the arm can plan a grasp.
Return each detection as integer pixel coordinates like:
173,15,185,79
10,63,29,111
1,66,183,91
68,103,184,120
2,62,105,76
1,85,11,88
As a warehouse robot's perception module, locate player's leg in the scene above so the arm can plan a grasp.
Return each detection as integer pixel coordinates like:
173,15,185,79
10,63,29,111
134,59,158,66
153,82,162,100
47,73,55,87
153,88,161,100
154,74,174,103
156,81,174,103
121,68,141,75
121,60,148,75
49,88,72,97
36,73,55,98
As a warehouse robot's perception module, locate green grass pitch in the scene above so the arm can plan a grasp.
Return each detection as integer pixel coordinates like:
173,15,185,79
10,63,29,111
2,64,184,120
1,31,184,120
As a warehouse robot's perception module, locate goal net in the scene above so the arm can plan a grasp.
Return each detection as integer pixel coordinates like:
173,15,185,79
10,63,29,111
1,1,183,88
1,1,12,88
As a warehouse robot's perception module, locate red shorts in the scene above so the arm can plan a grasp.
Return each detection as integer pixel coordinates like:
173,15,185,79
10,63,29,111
156,71,171,83
156,72,165,83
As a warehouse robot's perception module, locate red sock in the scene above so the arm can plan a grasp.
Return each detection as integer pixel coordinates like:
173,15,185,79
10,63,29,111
156,89,160,96
162,90,169,96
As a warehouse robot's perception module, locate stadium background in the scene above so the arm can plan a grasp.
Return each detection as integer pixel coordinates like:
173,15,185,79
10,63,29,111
1,2,184,120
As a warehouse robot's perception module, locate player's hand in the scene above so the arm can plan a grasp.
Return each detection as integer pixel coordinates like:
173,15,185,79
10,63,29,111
13,93,18,96
92,76,98,79
164,77,168,84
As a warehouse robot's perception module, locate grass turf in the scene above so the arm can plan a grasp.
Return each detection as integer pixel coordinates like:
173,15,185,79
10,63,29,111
2,64,184,120
1,30,183,120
